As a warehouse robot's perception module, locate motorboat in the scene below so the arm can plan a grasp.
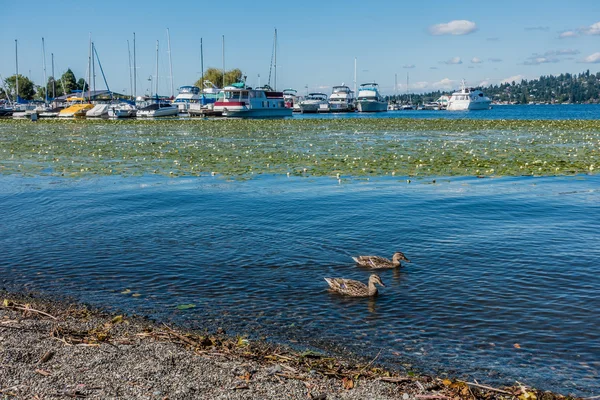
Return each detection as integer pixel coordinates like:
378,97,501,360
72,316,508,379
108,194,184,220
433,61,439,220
86,103,110,118
329,85,355,112
108,102,137,118
299,92,329,113
387,103,400,111
136,100,179,118
38,106,63,118
401,103,414,110
59,97,94,118
446,80,491,111
188,81,221,116
283,89,298,109
421,102,441,111
173,86,201,113
436,95,450,110
213,83,292,119
356,83,387,112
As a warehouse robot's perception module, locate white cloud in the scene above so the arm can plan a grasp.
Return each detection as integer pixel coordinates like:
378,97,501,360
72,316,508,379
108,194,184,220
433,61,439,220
559,30,578,39
443,56,463,65
429,20,477,36
524,56,559,65
500,75,526,85
412,81,429,90
582,21,600,35
471,57,482,64
478,79,492,87
547,49,580,56
402,64,416,69
432,78,456,90
579,52,600,63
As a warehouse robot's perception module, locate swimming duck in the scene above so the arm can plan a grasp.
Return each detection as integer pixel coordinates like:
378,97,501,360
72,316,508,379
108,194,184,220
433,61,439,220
324,274,385,297
352,252,410,269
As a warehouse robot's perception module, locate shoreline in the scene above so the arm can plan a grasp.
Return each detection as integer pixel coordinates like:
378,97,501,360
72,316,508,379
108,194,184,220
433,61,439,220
0,291,580,399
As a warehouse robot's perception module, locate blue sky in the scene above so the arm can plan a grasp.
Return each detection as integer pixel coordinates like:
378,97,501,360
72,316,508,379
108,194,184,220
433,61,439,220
1,0,599,96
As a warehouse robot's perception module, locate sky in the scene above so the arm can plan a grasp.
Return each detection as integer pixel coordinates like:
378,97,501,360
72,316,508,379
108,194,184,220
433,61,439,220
1,0,599,96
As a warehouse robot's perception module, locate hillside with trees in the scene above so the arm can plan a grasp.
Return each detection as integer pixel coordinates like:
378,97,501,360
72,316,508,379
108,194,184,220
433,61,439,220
390,70,600,105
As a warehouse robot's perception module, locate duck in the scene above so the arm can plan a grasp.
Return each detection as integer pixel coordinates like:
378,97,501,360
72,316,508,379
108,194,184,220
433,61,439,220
352,251,410,269
324,274,385,297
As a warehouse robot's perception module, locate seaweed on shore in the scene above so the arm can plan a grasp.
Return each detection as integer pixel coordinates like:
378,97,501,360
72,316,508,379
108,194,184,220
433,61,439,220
0,293,584,399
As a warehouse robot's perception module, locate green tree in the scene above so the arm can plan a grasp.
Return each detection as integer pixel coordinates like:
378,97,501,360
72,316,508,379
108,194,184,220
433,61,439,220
3,74,36,100
77,78,88,91
194,67,243,88
60,69,78,95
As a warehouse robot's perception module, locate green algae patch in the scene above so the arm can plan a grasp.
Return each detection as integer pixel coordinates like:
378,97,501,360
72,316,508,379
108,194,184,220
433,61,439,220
0,118,598,178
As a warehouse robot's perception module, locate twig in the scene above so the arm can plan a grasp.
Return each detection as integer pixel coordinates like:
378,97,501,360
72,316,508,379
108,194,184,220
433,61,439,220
457,380,514,395
415,396,450,400
377,376,414,383
359,349,382,374
13,305,58,320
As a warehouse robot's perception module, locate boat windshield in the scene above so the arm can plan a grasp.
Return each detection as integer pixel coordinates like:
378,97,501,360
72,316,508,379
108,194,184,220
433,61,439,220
222,90,249,100
307,93,327,100
332,86,350,93
178,86,200,94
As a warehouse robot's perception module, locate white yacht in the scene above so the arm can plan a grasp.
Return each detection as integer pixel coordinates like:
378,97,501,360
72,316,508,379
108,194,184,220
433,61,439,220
213,83,292,119
299,93,329,113
108,102,137,118
137,98,179,118
282,89,298,110
173,86,201,113
328,85,355,112
446,81,491,111
356,83,387,112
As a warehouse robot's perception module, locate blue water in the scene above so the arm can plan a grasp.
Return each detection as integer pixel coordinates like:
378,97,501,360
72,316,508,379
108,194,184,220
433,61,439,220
1,174,599,396
292,104,600,120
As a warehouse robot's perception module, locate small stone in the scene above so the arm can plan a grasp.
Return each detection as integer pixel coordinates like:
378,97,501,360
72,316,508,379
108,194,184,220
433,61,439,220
266,365,282,375
403,393,410,400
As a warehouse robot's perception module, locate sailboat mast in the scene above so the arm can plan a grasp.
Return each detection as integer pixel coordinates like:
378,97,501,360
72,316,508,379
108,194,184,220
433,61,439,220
15,40,18,101
353,57,357,95
200,37,205,103
274,28,277,91
127,40,133,99
133,32,137,98
222,35,225,87
406,72,410,104
394,73,397,99
92,42,96,94
42,38,48,103
87,34,92,102
167,28,174,98
51,53,55,99
155,40,159,97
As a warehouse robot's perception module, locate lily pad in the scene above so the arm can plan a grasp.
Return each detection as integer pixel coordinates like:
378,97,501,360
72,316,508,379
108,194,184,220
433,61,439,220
176,304,196,310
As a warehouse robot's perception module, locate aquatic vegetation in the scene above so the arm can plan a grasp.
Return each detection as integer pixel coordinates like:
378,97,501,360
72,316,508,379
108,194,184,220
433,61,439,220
0,118,598,178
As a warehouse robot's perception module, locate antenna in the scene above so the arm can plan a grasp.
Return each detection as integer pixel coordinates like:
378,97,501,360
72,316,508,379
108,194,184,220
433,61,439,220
133,32,137,98
128,40,133,99
167,28,174,98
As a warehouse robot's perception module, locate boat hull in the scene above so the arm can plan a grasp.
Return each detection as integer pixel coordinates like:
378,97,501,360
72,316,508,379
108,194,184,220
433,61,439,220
447,100,491,111
221,107,292,119
137,106,179,118
357,100,388,112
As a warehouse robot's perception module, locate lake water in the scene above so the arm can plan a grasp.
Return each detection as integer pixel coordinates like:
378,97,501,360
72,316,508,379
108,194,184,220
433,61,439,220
1,173,599,396
294,104,600,120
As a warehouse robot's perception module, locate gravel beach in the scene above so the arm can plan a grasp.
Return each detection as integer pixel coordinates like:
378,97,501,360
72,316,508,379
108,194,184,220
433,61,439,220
0,292,577,400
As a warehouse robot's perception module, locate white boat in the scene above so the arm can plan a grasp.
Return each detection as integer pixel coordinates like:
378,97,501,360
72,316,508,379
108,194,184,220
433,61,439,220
283,89,298,109
299,93,329,113
136,101,179,118
446,80,491,111
329,85,355,112
356,83,387,112
173,86,201,113
108,102,136,118
387,103,400,111
86,103,110,118
401,103,414,110
421,102,441,111
213,84,292,119
436,95,450,110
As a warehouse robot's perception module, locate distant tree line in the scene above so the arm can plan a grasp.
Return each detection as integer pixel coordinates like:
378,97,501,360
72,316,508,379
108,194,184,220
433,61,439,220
387,69,600,104
0,69,87,101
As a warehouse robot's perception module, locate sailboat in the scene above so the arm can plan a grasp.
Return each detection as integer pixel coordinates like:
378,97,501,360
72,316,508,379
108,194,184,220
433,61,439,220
12,40,38,119
137,40,178,117
59,36,94,118
401,72,414,110
109,33,137,118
